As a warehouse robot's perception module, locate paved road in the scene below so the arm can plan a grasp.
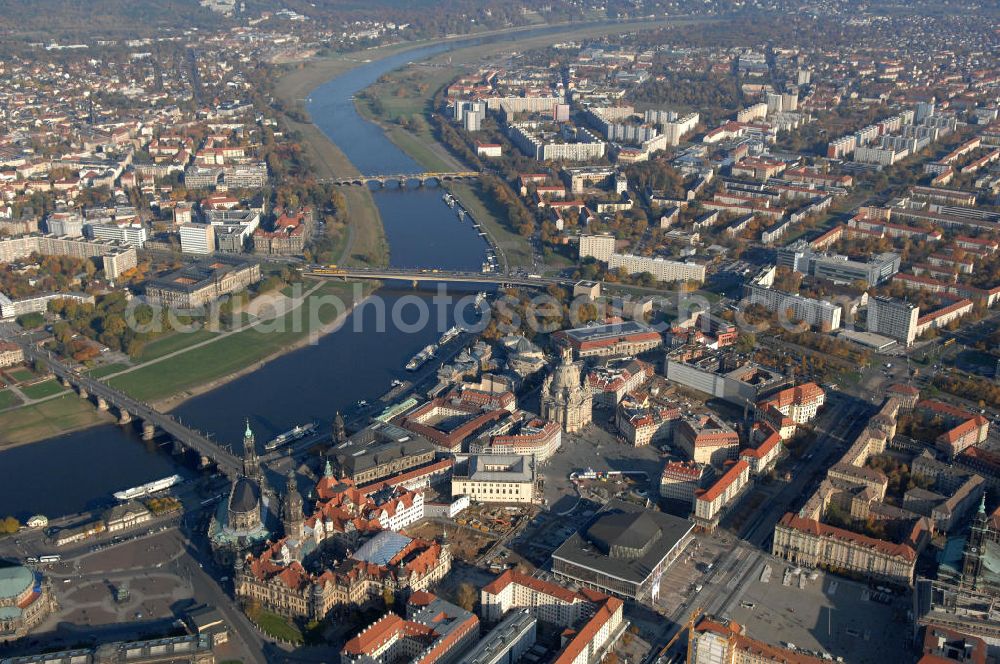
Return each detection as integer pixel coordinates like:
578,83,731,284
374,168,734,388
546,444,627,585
643,394,872,662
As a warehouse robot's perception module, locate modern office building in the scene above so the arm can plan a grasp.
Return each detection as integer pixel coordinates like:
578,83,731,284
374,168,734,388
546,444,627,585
85,222,147,247
551,499,693,602
777,240,900,285
867,296,920,346
179,223,216,254
0,635,216,664
743,273,843,330
0,291,94,320
663,345,788,407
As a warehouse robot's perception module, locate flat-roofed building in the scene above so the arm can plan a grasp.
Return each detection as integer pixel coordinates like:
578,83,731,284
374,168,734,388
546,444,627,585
607,253,705,284
552,499,693,602
456,609,536,664
179,223,216,254
452,454,536,504
0,234,136,281
867,296,919,346
578,234,616,262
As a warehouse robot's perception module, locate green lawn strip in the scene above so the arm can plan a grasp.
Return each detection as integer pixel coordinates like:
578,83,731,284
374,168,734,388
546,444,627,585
20,379,69,400
0,389,23,410
0,395,111,445
137,329,220,363
253,610,303,644
109,283,360,402
385,127,455,172
6,368,36,383
445,181,534,267
248,609,303,643
87,363,130,379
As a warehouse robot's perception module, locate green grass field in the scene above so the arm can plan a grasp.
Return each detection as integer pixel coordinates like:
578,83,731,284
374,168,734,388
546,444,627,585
110,282,363,402
0,394,112,446
87,363,130,379
385,127,455,171
137,329,220,363
445,181,534,268
20,379,68,400
252,610,303,644
6,367,36,383
0,389,23,410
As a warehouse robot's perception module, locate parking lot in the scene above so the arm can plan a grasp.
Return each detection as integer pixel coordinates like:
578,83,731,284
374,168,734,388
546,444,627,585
728,564,909,663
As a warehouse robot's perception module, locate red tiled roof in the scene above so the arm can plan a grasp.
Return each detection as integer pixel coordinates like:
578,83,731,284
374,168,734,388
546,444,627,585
697,460,749,503
552,596,623,664
482,569,580,604
778,513,916,561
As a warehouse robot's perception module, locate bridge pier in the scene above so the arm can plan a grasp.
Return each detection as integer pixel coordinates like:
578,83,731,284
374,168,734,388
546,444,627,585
172,440,186,456
142,421,156,441
118,409,131,425
60,377,71,388
199,455,210,469
96,397,108,411
77,386,88,400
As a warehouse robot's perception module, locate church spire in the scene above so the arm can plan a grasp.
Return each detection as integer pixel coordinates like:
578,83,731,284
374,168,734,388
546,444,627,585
282,470,304,540
241,418,262,485
333,411,346,444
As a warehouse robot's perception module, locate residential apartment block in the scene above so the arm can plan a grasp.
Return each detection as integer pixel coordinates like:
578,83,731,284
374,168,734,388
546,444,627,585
607,253,706,283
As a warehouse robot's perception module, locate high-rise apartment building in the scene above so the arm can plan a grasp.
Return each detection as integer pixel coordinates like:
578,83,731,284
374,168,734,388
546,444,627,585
867,296,919,346
579,234,616,262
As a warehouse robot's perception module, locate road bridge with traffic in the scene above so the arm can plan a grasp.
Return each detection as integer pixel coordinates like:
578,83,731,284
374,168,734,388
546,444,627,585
306,267,569,289
21,345,242,478
321,171,479,187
